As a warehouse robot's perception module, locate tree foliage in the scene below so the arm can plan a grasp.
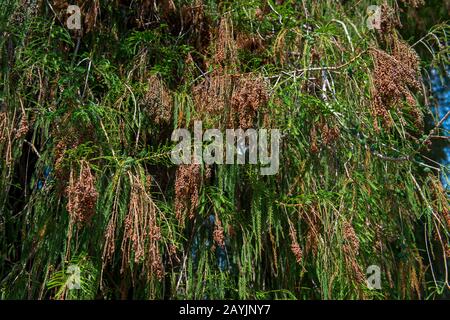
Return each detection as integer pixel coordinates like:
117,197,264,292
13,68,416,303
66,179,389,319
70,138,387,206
0,0,449,299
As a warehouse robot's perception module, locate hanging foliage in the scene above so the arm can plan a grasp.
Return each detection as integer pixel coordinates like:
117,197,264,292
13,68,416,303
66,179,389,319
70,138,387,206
0,0,449,300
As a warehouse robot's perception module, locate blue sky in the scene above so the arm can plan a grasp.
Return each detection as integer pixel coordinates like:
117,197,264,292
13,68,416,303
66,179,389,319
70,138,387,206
430,67,450,188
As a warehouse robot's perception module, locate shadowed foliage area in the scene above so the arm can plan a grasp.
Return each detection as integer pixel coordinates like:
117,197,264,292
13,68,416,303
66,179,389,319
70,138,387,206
0,0,449,299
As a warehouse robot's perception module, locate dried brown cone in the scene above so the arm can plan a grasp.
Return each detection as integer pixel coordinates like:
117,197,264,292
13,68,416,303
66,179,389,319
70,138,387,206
141,75,173,125
319,121,340,146
379,3,400,34
53,125,85,185
180,0,210,52
305,207,321,257
214,16,237,66
370,43,421,128
120,173,164,280
236,32,264,54
342,221,365,283
213,214,225,248
193,72,234,119
343,221,360,254
15,115,29,139
230,76,269,129
442,207,450,231
289,223,303,264
66,161,98,224
174,164,202,225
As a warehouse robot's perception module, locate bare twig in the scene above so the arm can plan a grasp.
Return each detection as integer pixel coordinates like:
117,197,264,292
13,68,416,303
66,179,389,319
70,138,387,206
267,49,367,79
24,140,41,158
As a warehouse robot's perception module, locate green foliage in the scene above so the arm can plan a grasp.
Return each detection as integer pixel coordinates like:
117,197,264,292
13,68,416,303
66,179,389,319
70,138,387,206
0,0,449,300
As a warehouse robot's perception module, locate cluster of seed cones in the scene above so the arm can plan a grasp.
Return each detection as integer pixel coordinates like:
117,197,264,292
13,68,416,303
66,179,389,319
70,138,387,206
193,73,269,129
213,214,225,248
120,174,164,280
342,221,365,283
174,164,202,225
310,120,341,154
370,38,422,128
66,161,98,224
289,223,303,264
141,75,173,125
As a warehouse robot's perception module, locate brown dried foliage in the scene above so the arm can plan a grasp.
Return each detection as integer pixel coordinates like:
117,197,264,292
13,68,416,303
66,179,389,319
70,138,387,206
193,72,235,118
289,222,303,264
343,221,360,254
370,39,421,128
379,3,401,34
236,32,264,54
83,0,99,33
230,76,269,129
53,122,91,183
305,207,321,257
430,180,450,231
134,0,176,28
445,209,450,231
121,174,164,280
54,139,69,179
342,221,365,283
174,164,202,225
192,14,268,129
213,214,225,248
214,16,237,66
66,161,98,224
52,0,68,11
15,115,29,139
51,0,99,34
102,185,122,266
193,73,268,129
180,0,210,52
310,120,340,151
141,75,173,125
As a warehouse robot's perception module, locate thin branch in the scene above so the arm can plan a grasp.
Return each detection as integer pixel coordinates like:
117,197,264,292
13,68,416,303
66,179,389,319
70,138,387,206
267,49,367,79
24,140,41,158
421,110,450,146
